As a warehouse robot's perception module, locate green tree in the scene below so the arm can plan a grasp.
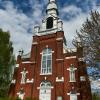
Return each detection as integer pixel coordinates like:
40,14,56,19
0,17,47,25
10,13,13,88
0,29,15,97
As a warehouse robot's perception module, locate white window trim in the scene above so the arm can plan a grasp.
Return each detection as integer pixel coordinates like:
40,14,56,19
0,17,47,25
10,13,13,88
67,68,77,82
40,48,52,75
20,70,28,84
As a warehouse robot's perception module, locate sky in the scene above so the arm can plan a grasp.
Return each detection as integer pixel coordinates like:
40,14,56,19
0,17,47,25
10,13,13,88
0,0,100,56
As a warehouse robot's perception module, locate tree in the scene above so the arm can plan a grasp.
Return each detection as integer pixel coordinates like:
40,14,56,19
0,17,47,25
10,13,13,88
73,11,100,64
73,11,100,79
0,29,15,97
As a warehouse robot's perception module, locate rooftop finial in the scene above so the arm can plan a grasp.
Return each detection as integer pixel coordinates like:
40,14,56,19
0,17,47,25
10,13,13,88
50,0,56,2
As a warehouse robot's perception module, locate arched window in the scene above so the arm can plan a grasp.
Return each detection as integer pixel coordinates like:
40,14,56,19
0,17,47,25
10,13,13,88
41,48,52,74
46,17,53,29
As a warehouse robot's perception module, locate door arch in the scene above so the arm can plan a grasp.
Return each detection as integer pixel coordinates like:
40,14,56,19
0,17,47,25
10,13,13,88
39,81,51,100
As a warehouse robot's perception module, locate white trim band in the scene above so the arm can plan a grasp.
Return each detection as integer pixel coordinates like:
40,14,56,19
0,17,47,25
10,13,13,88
56,37,63,41
26,78,34,83
32,42,38,45
65,56,76,59
37,86,54,89
56,77,64,82
22,61,34,64
56,59,64,61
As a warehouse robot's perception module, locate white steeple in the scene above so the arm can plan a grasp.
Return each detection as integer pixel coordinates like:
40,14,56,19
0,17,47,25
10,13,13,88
46,0,58,17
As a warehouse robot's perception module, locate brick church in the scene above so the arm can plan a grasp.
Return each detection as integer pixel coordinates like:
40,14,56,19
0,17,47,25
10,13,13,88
9,0,92,100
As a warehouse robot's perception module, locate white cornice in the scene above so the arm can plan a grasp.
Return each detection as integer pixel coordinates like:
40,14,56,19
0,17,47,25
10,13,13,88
32,42,38,45
56,37,63,41
22,61,34,64
65,56,76,59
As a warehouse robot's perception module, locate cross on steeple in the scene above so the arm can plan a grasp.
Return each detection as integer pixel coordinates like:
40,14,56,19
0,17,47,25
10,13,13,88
46,0,58,17
49,0,56,2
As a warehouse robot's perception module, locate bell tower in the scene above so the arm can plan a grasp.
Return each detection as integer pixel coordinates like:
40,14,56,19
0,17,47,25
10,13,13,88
34,0,63,35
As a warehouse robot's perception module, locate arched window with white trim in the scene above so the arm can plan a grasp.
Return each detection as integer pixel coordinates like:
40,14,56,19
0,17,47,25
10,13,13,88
41,48,52,74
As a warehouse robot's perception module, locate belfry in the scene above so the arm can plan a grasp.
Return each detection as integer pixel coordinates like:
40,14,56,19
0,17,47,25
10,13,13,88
9,0,92,100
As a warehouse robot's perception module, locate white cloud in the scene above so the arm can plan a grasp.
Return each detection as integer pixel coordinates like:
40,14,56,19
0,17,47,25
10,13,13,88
0,0,100,56
63,12,89,48
62,2,100,48
0,1,34,56
62,5,82,14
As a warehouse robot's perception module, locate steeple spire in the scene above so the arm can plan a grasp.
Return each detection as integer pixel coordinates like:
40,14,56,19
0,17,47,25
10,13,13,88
46,0,58,17
49,0,56,2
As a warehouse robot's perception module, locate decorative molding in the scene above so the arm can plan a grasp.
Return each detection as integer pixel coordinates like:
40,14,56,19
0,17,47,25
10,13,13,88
69,80,76,82
56,37,63,41
40,73,52,75
16,64,19,68
51,51,54,53
40,51,54,55
26,78,34,83
65,56,76,59
67,68,77,71
56,59,64,61
56,77,64,82
67,93,80,95
11,79,16,84
32,42,38,45
37,86,54,89
80,76,86,81
22,61,34,64
78,58,84,61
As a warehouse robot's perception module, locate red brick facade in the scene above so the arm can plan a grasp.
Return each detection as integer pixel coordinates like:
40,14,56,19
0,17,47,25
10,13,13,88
9,0,92,100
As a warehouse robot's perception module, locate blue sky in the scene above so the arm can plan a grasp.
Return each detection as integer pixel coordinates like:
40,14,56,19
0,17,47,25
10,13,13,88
0,0,100,56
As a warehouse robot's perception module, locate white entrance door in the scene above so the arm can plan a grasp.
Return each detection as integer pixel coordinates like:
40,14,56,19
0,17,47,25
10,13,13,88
40,88,51,100
70,94,77,100
39,81,51,100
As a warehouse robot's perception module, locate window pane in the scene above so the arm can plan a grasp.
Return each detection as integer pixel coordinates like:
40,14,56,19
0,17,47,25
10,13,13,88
48,48,52,53
47,55,51,60
42,55,46,61
42,61,46,68
43,49,47,54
